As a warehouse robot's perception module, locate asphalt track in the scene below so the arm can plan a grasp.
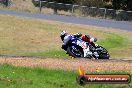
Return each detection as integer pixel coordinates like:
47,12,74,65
0,10,132,30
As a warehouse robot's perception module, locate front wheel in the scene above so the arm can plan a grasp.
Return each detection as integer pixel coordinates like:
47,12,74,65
97,46,110,59
67,45,83,58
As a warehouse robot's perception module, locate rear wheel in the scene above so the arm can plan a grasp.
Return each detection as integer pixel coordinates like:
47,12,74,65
67,45,83,58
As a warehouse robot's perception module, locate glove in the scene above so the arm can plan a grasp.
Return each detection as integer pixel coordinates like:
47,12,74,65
61,44,67,50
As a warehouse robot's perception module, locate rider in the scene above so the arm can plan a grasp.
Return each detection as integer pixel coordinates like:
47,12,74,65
60,31,97,57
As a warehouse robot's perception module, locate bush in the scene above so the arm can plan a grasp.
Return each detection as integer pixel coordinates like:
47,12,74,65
0,0,9,6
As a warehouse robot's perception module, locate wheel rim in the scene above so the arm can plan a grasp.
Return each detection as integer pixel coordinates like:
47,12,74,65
97,46,110,59
70,46,82,57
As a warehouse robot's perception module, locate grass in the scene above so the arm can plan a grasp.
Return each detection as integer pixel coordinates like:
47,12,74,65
25,49,69,58
0,64,131,88
98,32,124,49
0,0,71,16
0,14,132,58
0,2,132,88
0,0,132,21
0,0,39,13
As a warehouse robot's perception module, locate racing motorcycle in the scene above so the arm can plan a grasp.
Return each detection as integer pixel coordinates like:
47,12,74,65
61,37,110,59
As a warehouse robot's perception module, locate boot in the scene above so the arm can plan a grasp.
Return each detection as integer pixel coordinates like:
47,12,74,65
83,47,92,57
93,52,99,57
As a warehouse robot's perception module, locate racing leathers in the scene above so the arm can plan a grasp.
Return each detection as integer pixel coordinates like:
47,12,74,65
61,33,93,57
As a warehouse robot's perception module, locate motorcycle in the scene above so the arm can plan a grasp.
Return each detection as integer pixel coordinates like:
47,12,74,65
61,37,110,59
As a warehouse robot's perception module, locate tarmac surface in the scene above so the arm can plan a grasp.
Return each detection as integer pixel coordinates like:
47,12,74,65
0,10,132,30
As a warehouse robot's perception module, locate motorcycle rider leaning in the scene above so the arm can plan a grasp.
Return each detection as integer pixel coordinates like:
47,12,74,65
60,31,98,58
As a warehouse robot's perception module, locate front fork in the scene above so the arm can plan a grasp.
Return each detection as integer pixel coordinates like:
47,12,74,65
78,41,92,57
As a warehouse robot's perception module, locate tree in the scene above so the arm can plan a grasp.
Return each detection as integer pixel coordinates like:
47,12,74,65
0,0,10,6
75,0,104,7
112,0,132,10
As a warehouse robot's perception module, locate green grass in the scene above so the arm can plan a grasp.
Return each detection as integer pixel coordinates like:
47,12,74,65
0,64,131,88
98,32,124,49
24,49,69,58
0,14,132,58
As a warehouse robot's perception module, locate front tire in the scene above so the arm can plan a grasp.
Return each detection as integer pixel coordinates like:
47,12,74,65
97,46,110,59
76,76,86,85
67,45,83,58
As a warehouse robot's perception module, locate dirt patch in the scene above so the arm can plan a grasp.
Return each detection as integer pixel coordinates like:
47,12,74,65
0,57,132,73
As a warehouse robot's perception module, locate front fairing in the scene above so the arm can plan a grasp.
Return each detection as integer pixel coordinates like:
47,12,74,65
62,37,84,51
69,38,84,46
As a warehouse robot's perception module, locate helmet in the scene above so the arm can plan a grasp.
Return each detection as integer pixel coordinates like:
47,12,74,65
90,37,97,42
60,31,68,41
94,37,97,42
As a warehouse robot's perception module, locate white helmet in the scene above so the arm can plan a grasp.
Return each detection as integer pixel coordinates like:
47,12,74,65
90,37,97,42
60,31,68,41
